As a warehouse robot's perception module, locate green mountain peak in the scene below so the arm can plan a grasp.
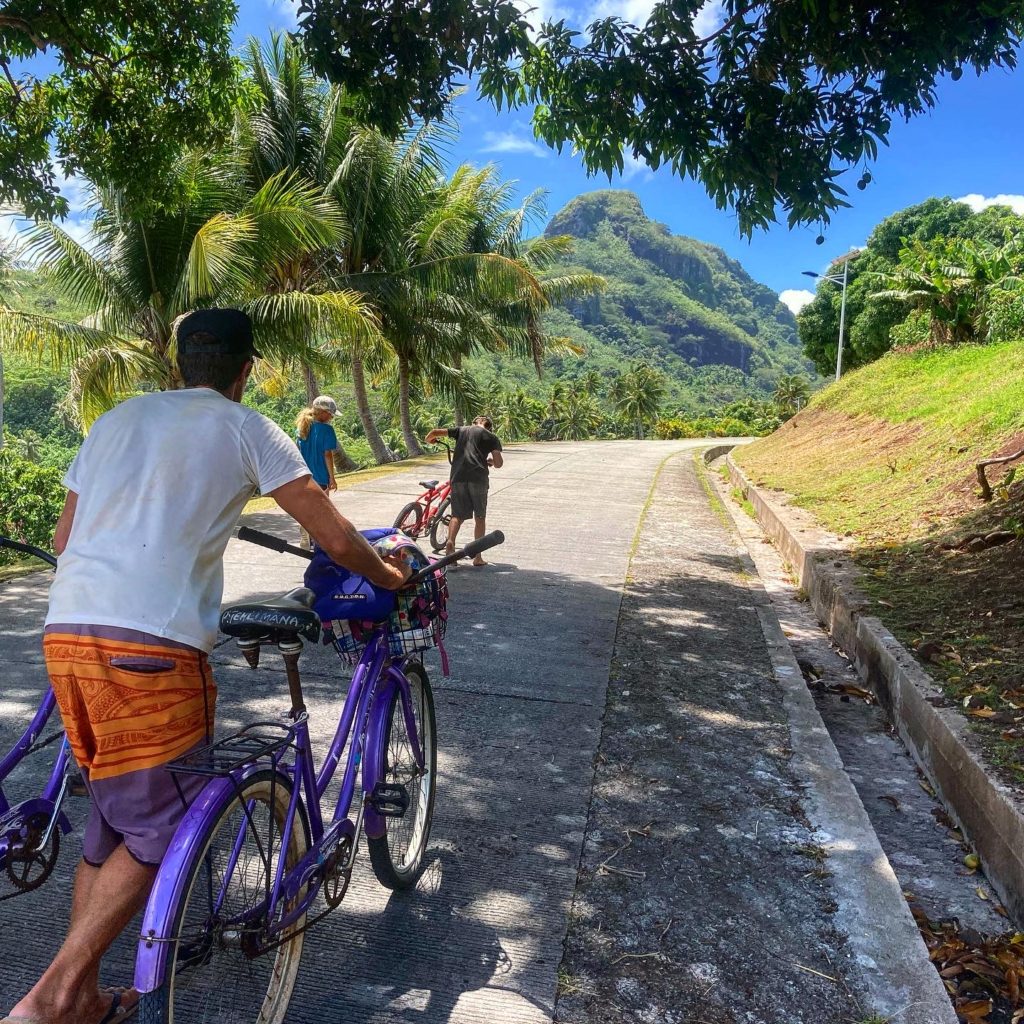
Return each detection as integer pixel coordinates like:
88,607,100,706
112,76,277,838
543,190,811,411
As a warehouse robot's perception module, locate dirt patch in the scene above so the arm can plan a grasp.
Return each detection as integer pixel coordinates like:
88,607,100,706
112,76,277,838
735,410,1020,544
555,455,869,1024
739,408,1024,789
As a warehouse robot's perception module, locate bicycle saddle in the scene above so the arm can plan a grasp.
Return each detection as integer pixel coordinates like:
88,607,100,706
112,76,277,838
418,480,440,490
220,587,321,642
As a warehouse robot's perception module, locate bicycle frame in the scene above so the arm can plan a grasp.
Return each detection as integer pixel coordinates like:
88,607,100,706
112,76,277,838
413,479,451,534
0,538,73,889
134,629,425,993
399,441,453,540
0,691,74,873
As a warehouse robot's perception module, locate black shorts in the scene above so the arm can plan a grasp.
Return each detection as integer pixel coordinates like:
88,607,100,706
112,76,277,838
450,481,489,520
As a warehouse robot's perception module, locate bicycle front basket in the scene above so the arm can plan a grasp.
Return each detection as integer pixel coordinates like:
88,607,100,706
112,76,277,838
386,565,449,656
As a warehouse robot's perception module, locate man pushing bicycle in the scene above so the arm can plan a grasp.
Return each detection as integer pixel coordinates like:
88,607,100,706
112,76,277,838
3,309,409,1024
425,416,503,567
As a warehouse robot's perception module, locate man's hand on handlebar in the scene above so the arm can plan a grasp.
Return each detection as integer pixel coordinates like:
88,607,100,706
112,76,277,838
381,554,413,590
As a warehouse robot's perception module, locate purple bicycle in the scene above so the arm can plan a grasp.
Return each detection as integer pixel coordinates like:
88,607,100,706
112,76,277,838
134,526,504,1023
0,537,77,902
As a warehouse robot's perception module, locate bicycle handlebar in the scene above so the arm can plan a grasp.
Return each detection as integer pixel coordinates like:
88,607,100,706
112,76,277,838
236,526,505,585
0,536,58,568
406,531,505,585
237,527,314,560
431,439,453,465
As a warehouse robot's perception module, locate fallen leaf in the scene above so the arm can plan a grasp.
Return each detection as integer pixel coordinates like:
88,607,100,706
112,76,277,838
969,707,999,719
965,853,981,870
977,887,990,901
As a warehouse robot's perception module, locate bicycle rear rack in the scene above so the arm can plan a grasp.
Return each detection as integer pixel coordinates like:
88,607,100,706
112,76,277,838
168,722,298,779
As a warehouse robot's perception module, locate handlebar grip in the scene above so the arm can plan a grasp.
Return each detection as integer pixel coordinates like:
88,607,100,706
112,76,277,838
0,536,58,568
461,531,505,559
237,527,314,560
406,530,505,584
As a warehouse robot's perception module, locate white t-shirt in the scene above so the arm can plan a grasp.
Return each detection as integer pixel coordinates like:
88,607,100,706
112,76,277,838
46,388,310,652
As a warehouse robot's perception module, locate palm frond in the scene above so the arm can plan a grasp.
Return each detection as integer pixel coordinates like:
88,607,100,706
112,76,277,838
0,308,133,369
65,341,171,430
174,212,257,309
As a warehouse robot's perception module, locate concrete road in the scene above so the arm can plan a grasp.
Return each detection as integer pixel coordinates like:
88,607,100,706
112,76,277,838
0,440,702,1021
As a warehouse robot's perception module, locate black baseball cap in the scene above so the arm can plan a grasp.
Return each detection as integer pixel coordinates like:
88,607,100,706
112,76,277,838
176,308,261,359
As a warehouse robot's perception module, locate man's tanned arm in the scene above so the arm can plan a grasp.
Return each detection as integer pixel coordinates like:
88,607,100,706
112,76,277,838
53,492,78,555
271,476,408,588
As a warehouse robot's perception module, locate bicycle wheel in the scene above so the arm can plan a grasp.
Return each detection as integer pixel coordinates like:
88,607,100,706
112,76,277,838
394,501,423,538
138,771,309,1024
367,662,437,890
428,497,452,553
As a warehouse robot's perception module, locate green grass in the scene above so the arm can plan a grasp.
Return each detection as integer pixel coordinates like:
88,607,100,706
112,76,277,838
735,340,1024,544
816,339,1024,435
736,339,1024,780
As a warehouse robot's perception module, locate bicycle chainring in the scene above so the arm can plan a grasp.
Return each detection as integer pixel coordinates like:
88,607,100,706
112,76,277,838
5,813,60,892
322,836,353,908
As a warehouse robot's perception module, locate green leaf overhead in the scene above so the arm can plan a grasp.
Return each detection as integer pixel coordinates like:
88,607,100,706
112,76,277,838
295,0,1024,235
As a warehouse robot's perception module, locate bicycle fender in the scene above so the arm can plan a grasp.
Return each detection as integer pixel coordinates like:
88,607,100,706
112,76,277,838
362,672,399,840
363,667,423,840
132,765,287,994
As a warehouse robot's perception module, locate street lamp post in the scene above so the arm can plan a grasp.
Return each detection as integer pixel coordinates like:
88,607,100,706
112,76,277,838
803,248,860,382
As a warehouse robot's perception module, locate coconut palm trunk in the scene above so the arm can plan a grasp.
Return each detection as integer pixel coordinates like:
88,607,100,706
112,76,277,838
0,352,5,449
351,354,393,464
397,355,424,456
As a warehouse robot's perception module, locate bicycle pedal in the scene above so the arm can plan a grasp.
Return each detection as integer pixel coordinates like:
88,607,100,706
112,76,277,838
369,783,409,818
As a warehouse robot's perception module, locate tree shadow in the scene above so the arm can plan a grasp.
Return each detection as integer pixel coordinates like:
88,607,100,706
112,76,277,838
0,552,795,1022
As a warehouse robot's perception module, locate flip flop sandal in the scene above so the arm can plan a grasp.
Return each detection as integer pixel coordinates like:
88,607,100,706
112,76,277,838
1,1016,47,1023
98,989,139,1024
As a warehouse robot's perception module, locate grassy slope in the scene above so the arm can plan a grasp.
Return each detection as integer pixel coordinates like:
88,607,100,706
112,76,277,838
736,341,1024,781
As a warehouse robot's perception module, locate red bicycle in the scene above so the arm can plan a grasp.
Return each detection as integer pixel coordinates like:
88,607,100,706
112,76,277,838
393,441,453,552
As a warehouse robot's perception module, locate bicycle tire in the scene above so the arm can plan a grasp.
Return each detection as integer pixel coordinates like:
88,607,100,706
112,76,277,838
367,663,437,890
394,501,423,538
428,497,452,553
137,771,309,1024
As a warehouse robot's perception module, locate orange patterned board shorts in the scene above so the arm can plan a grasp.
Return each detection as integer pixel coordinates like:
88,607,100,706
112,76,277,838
43,625,217,782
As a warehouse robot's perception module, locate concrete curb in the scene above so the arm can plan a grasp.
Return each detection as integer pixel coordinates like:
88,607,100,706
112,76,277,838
726,455,1024,927
757,605,958,1024
705,457,957,1023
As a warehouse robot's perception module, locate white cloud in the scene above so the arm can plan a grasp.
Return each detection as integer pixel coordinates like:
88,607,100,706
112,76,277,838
620,153,653,183
265,0,300,28
481,130,549,158
956,192,1024,215
515,0,575,31
693,0,726,39
586,0,724,34
779,289,815,314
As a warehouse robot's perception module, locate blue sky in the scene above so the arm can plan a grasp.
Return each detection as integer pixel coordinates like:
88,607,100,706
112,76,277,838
14,0,1024,316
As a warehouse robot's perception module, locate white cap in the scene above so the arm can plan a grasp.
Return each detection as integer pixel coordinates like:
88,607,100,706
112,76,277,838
312,395,338,415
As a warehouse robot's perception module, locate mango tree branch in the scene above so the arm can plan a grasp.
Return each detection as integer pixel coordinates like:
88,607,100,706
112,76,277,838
976,447,1024,502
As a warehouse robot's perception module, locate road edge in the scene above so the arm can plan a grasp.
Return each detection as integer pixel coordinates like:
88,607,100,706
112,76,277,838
724,453,1024,928
700,450,958,1024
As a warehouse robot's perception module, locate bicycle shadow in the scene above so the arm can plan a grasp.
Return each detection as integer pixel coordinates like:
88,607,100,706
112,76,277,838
289,847,549,1024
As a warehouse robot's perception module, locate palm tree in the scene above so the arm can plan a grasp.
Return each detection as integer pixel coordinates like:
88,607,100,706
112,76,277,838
494,388,543,441
772,374,811,418
611,363,667,439
0,239,16,448
0,156,374,432
579,369,604,397
552,392,603,440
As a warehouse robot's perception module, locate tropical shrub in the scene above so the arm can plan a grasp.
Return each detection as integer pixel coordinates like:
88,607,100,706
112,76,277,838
0,447,66,562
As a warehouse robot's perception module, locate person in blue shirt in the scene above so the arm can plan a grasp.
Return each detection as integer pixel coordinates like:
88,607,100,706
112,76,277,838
295,395,340,548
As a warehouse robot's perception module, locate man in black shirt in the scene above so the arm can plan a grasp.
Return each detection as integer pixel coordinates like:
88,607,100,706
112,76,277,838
425,415,503,566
